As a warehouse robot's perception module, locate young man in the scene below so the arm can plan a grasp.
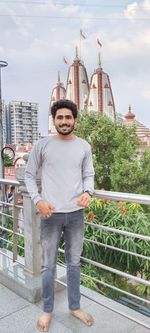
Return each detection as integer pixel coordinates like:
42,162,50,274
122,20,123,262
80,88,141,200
25,99,94,332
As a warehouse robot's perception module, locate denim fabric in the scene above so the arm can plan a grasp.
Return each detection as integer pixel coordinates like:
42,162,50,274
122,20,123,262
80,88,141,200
40,209,84,313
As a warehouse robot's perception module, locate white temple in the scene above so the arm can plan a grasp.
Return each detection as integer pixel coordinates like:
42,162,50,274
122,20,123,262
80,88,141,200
48,47,116,134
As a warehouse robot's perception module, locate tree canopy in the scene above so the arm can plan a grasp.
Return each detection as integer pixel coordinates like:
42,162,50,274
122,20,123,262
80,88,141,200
75,111,150,194
3,153,13,167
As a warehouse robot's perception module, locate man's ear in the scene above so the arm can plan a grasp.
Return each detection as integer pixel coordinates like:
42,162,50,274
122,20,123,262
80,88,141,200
74,119,77,128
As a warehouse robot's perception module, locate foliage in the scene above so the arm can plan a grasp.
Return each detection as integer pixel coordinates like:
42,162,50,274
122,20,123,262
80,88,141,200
75,111,150,298
81,198,150,299
0,213,24,256
75,111,150,195
137,150,150,195
3,153,13,167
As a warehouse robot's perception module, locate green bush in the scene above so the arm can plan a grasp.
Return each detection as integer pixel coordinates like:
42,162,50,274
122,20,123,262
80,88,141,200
0,214,24,257
81,198,150,299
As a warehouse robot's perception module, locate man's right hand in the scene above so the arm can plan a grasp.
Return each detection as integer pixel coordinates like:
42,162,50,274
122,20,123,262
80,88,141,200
36,200,55,219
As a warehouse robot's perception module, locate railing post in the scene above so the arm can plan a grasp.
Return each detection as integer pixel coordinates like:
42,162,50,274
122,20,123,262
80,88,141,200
23,190,41,276
16,165,41,276
13,192,19,262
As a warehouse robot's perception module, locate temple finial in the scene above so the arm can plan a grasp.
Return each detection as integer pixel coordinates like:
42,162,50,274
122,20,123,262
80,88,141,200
75,45,79,59
58,71,60,83
98,52,101,68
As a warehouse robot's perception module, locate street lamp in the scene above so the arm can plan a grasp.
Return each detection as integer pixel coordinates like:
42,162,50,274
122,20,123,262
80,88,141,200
0,61,8,248
0,60,8,178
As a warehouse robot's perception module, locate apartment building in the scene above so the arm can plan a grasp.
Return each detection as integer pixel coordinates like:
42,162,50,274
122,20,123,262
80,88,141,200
6,101,39,144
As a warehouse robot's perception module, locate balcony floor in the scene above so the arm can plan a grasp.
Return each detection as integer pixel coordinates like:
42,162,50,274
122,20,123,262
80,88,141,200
0,282,150,333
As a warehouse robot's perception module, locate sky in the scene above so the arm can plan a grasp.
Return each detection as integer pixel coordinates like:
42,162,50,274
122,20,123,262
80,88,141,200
0,0,150,135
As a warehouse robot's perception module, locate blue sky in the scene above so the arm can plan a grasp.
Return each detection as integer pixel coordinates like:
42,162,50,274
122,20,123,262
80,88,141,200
0,0,150,135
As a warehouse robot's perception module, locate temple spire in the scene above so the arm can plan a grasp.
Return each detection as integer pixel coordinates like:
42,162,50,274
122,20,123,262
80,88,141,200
75,45,79,60
98,52,102,68
124,105,135,121
57,71,60,83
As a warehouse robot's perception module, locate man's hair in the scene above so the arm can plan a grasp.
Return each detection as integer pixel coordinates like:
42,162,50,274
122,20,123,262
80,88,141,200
51,99,78,120
10,186,15,191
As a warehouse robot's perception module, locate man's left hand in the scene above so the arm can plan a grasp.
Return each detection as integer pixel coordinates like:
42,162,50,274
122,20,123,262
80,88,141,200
77,192,92,208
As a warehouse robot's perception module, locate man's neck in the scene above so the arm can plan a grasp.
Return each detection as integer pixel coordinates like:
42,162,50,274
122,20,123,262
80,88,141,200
56,133,75,141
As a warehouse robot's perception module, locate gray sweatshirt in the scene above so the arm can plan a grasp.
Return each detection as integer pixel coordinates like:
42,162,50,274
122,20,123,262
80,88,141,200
25,135,94,213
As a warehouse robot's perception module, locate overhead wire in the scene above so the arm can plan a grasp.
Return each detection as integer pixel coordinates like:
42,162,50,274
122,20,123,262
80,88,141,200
0,1,150,20
0,14,149,20
0,0,150,9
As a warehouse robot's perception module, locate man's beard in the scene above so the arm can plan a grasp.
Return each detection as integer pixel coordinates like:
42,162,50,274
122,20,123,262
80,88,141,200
55,124,75,136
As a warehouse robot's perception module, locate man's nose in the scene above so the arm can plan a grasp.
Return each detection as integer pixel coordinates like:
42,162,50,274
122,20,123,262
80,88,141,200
62,118,68,123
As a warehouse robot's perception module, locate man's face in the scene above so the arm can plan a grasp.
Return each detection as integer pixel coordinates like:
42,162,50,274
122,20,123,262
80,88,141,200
53,108,76,135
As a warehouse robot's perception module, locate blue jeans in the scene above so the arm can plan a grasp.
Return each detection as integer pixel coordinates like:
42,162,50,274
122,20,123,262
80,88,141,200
40,209,84,313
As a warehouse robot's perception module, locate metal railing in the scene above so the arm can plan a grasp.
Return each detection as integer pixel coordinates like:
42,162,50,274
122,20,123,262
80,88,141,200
0,179,25,265
57,190,150,317
0,177,41,276
0,179,150,328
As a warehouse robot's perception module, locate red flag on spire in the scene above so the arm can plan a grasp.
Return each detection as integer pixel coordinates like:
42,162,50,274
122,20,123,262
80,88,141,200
80,29,86,39
63,56,68,65
97,38,102,47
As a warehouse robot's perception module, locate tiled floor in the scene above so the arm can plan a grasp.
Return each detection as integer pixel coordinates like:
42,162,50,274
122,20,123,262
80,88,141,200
0,283,150,333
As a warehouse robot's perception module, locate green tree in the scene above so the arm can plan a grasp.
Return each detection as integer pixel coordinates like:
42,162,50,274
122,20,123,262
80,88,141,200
75,112,139,191
3,153,13,167
137,150,150,194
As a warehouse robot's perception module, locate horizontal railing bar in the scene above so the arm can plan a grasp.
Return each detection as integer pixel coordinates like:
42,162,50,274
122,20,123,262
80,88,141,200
84,237,150,261
58,248,150,286
57,261,150,305
0,212,14,218
0,179,20,186
81,290,150,330
81,256,150,287
0,226,13,233
0,226,24,238
55,275,150,330
0,201,13,207
0,250,38,276
13,231,24,237
13,259,25,267
17,245,24,250
94,190,150,206
14,216,24,223
83,295,150,330
0,212,24,223
0,250,25,267
0,251,37,276
0,250,15,261
85,221,150,241
80,272,150,305
0,201,24,210
14,206,24,210
0,237,13,245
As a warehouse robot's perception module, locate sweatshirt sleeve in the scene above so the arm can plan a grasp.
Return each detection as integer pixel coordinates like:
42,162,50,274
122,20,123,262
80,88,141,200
24,141,43,205
82,144,95,194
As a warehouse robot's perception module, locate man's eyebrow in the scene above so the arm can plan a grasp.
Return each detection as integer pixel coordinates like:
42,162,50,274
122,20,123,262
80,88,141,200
56,115,73,118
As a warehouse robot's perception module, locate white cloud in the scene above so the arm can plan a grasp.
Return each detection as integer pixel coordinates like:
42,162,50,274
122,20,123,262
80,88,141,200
124,2,139,20
142,0,150,11
1,0,150,134
61,4,79,15
143,89,150,99
124,0,150,20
